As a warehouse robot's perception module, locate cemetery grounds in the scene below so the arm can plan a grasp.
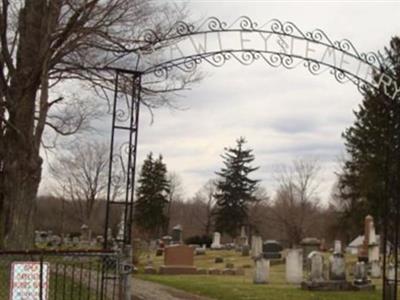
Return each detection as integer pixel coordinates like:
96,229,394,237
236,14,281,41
135,250,383,300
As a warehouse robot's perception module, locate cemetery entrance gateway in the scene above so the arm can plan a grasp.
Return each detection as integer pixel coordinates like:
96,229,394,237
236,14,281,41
103,17,399,299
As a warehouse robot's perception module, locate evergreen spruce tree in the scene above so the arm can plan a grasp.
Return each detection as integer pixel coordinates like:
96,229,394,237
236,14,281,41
214,137,260,237
337,37,400,234
134,153,170,238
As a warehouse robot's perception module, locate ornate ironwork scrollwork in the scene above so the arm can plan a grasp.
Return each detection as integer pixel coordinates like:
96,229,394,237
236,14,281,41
138,16,387,95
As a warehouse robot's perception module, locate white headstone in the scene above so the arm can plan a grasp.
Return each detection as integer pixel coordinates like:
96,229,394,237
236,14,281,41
309,252,325,282
354,261,368,284
211,232,222,249
251,235,263,258
329,254,346,281
253,257,269,284
369,245,380,262
240,226,248,246
286,249,303,284
370,260,381,278
334,240,342,254
369,220,377,244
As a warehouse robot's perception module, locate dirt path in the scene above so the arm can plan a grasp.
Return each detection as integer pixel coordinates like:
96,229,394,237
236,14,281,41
131,277,214,300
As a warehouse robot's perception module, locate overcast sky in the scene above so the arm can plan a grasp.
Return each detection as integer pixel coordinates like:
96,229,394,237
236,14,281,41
40,1,400,202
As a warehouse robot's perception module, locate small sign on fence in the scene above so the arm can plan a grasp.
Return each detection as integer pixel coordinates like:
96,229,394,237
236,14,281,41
9,261,50,300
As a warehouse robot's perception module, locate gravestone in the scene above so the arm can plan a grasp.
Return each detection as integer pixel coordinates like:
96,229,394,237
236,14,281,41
370,260,381,278
253,257,269,284
329,253,346,281
334,240,342,254
309,252,325,282
211,232,222,249
262,240,282,259
195,245,206,255
251,235,263,258
359,215,380,263
160,245,197,275
81,224,89,241
171,225,183,244
162,235,172,246
301,238,321,264
353,261,375,290
72,236,80,246
286,249,303,284
239,226,248,247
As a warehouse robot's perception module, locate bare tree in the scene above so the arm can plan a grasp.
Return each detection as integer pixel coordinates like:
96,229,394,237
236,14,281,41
0,0,200,248
248,186,270,235
50,140,120,233
270,158,321,247
165,172,184,232
191,179,218,236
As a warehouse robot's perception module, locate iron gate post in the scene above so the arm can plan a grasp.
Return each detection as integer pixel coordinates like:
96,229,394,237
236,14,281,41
104,69,142,300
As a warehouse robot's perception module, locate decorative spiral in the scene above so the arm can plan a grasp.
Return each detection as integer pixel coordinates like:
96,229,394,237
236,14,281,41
153,65,170,79
174,21,195,36
181,57,200,72
332,69,349,83
269,19,284,34
360,52,382,67
282,22,306,39
304,60,323,75
308,29,333,46
234,16,258,31
231,51,255,65
141,29,159,44
120,142,131,156
206,17,227,31
266,53,283,68
202,52,227,67
281,55,297,69
336,39,360,58
115,108,129,122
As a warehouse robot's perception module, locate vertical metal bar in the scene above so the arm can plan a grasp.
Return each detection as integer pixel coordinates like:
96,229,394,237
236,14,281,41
104,71,120,250
78,262,84,300
87,261,92,300
95,260,100,300
128,74,142,245
70,264,75,300
112,263,117,300
122,74,137,245
54,263,59,300
104,260,109,300
62,264,67,300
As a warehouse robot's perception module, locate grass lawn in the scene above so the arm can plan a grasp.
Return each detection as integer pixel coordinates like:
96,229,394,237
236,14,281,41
137,274,381,300
136,249,385,300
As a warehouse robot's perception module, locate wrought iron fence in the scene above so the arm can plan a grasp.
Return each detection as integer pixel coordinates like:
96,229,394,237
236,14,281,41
0,250,120,300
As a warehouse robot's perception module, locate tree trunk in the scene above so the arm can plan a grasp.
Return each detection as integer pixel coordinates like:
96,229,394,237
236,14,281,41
0,0,53,249
1,143,42,249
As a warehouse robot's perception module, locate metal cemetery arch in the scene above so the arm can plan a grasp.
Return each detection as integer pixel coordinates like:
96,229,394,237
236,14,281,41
103,17,399,299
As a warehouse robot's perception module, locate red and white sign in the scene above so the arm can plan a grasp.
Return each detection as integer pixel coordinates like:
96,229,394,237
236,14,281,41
9,262,50,300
